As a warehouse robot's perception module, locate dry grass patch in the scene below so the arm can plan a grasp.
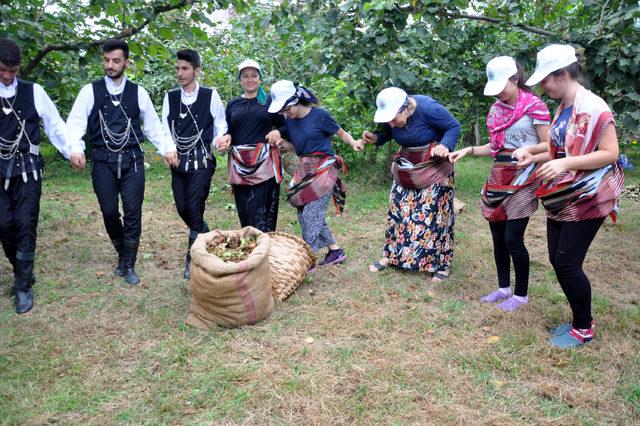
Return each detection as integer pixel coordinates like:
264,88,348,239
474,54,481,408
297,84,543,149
0,156,638,424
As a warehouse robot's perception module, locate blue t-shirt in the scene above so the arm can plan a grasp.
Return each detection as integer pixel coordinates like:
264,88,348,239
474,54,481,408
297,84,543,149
281,107,340,156
550,105,573,148
375,95,460,151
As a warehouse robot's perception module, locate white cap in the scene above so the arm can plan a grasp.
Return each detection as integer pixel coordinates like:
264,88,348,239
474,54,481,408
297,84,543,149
268,80,296,113
374,87,408,123
484,56,517,96
526,44,577,86
238,59,261,75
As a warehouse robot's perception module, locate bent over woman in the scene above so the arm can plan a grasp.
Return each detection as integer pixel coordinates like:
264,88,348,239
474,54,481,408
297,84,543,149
363,87,460,283
266,80,363,270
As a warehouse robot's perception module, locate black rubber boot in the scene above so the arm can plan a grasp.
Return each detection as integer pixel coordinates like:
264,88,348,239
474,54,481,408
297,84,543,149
183,229,199,280
14,252,35,314
184,223,209,280
15,256,36,285
122,239,140,285
183,250,191,280
15,288,33,314
112,237,125,277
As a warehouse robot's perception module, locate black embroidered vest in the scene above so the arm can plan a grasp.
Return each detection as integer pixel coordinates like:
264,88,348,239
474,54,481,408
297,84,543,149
167,87,215,172
0,80,44,179
88,79,144,159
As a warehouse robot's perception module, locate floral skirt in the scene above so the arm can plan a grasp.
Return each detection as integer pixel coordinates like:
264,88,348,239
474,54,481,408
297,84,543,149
383,174,455,273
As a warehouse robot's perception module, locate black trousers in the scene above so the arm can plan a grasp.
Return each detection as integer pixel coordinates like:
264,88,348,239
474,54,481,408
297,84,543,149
92,158,145,244
0,174,41,290
171,166,214,233
547,217,605,329
489,217,530,297
233,177,280,232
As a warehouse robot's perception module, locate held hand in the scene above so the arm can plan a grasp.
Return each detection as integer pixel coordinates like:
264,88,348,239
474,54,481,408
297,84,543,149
448,147,469,163
361,131,377,145
163,151,179,168
216,134,231,152
265,130,282,147
70,152,86,171
430,144,450,158
351,139,365,151
516,151,535,168
511,147,529,161
536,158,568,180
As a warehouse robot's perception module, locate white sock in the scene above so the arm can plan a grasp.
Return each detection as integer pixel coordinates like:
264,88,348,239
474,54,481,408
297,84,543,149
498,287,512,296
512,295,528,303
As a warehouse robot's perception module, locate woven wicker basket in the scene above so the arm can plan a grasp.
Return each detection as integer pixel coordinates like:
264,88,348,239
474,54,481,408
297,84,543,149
267,232,316,301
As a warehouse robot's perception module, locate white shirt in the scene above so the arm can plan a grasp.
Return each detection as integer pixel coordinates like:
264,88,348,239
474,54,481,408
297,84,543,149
0,78,81,158
161,82,227,145
66,75,176,155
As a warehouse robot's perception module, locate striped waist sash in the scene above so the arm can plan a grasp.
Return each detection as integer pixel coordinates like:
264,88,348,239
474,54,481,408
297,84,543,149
286,153,346,214
228,143,283,186
535,164,616,213
390,143,453,190
481,150,539,207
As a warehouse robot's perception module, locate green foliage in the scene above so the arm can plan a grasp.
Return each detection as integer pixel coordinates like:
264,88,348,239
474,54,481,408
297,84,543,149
0,0,246,112
1,0,638,168
257,0,639,146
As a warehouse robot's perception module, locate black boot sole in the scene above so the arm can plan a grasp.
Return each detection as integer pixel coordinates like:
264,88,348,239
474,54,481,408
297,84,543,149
16,303,33,314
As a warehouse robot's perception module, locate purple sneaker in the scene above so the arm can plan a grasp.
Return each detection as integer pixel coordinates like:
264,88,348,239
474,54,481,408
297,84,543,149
497,296,528,312
319,248,347,267
480,289,511,303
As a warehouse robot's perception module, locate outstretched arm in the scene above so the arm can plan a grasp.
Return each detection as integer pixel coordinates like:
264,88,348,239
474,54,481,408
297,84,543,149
138,87,178,167
448,143,491,163
34,84,85,171
336,128,363,151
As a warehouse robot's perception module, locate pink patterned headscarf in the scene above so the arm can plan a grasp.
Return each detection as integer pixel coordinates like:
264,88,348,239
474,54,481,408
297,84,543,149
486,89,550,157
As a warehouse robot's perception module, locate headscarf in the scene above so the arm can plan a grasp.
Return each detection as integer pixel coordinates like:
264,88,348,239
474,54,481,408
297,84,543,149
238,64,268,105
282,85,318,110
486,89,550,157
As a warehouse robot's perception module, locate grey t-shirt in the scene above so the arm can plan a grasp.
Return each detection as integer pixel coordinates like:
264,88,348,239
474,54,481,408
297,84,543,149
503,115,549,150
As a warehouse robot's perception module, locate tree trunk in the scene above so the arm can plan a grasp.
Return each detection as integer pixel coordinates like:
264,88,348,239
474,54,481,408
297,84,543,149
474,120,482,146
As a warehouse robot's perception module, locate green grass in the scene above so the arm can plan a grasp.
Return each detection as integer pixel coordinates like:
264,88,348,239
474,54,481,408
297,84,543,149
0,151,638,424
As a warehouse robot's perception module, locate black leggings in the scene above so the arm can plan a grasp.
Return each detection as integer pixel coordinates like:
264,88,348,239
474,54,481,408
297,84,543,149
547,217,605,329
489,217,530,297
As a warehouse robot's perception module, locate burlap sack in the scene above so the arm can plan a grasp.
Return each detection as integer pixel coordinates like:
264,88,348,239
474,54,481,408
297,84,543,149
186,227,274,329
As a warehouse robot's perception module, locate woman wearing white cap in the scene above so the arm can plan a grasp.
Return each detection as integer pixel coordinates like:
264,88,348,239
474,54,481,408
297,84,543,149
449,56,550,311
518,44,624,348
265,80,363,269
216,60,285,232
362,88,461,283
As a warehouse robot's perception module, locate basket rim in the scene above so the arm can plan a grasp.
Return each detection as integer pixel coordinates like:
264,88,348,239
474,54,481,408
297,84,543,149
267,231,316,261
